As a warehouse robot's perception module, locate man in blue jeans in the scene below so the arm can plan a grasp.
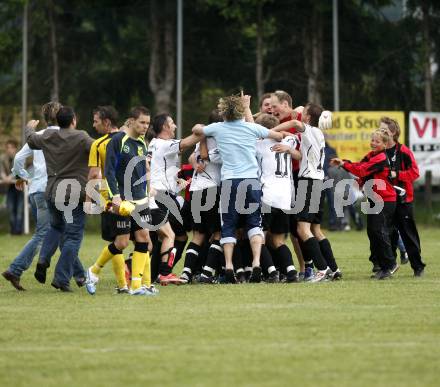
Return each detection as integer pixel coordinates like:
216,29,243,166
2,102,61,290
26,106,93,292
192,93,283,283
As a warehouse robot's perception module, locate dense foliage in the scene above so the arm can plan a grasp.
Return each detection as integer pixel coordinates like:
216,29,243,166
0,0,439,135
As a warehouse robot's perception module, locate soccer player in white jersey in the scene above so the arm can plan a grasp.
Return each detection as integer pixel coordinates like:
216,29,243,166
272,103,341,282
255,113,300,282
148,113,201,284
180,121,223,283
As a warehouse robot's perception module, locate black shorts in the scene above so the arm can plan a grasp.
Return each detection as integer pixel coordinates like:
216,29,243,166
181,199,193,232
152,192,187,237
101,207,152,242
289,213,299,238
262,207,290,234
295,178,324,224
191,187,221,235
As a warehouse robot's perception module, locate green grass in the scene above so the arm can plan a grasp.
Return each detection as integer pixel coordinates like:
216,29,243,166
0,228,439,387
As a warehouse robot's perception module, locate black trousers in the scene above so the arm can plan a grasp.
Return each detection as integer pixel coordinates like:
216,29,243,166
367,202,396,271
392,202,425,271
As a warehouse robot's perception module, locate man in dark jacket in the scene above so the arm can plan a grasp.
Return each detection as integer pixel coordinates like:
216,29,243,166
26,106,94,291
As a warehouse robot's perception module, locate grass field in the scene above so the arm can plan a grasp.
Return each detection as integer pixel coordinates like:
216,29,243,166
0,228,439,387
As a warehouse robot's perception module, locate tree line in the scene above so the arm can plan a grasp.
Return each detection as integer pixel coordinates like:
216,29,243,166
0,0,439,136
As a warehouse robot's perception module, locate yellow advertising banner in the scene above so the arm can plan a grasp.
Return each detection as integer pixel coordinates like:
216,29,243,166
325,111,405,161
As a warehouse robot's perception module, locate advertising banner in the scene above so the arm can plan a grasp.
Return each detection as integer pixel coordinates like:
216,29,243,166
409,111,440,163
325,111,405,161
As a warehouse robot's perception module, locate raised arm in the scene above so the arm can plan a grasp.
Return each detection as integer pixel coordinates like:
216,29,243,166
192,123,205,136
241,92,254,123
25,120,42,149
179,132,203,152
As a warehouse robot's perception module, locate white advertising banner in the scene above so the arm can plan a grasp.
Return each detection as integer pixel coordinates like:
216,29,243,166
409,111,440,163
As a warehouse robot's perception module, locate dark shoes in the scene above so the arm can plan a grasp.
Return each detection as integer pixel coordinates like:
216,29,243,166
2,271,25,291
225,269,237,284
236,271,247,284
414,267,425,277
75,277,86,287
266,270,280,283
400,252,409,265
51,281,73,292
371,269,392,280
34,262,49,284
249,267,262,283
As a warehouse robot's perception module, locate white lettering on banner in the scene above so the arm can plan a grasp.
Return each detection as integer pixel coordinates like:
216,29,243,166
409,111,440,164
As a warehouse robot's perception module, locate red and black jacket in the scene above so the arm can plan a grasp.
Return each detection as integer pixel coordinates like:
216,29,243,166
342,150,396,202
390,143,419,203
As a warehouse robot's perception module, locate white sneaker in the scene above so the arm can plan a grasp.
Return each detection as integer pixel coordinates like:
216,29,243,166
142,284,159,296
129,287,147,296
310,268,330,283
85,267,99,295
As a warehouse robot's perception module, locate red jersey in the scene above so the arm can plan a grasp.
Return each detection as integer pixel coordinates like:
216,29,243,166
178,164,194,202
390,143,419,203
281,112,302,171
342,150,396,202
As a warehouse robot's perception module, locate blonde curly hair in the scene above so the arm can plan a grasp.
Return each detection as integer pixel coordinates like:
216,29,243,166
217,95,245,121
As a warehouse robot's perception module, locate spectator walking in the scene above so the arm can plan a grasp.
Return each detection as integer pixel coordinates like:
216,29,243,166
1,140,24,235
26,106,93,292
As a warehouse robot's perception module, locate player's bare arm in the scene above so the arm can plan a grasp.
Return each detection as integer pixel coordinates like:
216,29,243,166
272,119,305,133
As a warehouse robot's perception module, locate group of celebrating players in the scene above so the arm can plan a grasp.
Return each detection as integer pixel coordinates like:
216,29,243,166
2,89,425,295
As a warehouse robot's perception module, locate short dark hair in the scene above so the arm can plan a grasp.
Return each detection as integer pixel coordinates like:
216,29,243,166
56,106,76,128
129,106,150,120
5,139,18,148
42,102,62,125
259,93,272,108
93,106,119,126
151,113,170,135
305,102,323,127
208,109,222,124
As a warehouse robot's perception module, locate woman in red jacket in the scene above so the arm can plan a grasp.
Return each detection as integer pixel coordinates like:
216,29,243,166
379,117,425,277
331,130,398,279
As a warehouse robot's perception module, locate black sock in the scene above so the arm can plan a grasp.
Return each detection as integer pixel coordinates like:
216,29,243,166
182,242,201,275
203,240,223,277
150,232,161,280
239,239,252,268
160,248,174,276
232,243,243,271
260,244,275,273
274,244,295,274
268,245,280,269
159,261,171,276
173,239,188,267
302,237,327,271
195,239,210,274
319,238,338,272
298,239,313,269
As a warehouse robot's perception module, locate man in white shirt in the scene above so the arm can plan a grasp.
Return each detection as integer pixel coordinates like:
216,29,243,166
148,113,201,284
272,103,341,282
